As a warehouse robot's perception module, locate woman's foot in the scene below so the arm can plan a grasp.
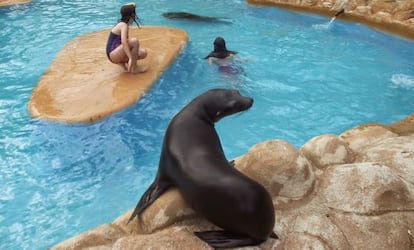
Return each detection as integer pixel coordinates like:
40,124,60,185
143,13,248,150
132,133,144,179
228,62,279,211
132,65,149,74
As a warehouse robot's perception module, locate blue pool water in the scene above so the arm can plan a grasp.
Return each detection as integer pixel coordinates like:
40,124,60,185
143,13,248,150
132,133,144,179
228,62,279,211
1,0,413,249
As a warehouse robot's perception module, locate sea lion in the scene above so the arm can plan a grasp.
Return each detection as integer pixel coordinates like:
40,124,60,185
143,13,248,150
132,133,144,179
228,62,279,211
162,12,232,24
128,89,277,248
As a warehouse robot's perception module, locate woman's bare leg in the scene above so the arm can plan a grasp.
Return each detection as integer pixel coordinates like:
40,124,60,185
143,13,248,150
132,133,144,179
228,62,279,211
129,38,148,73
127,38,138,73
108,45,128,71
109,38,148,74
109,45,127,62
138,48,147,60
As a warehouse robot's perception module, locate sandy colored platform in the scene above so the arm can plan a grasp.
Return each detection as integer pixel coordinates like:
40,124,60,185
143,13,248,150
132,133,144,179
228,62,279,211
0,0,30,7
29,26,188,123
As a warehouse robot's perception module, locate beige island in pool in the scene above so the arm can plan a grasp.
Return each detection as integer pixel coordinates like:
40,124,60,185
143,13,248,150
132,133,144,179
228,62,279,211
0,0,30,7
28,26,188,123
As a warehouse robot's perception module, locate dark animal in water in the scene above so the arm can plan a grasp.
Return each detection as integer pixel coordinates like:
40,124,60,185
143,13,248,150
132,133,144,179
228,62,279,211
162,12,232,23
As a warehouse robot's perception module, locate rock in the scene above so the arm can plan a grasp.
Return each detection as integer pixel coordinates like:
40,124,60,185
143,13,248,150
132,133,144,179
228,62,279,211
319,162,413,214
300,134,355,169
339,124,397,155
356,5,372,15
280,214,351,250
112,227,210,250
113,188,195,234
304,0,318,7
371,0,397,14
51,224,126,250
281,232,331,250
330,212,414,249
394,10,414,22
359,135,414,183
322,1,334,9
235,139,315,209
387,113,414,136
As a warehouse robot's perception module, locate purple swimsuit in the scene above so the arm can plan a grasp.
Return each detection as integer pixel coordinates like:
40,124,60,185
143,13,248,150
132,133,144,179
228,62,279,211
218,65,243,75
106,32,121,61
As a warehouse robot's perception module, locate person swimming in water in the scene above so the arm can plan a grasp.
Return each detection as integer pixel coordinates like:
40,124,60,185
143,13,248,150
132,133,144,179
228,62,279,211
106,2,148,74
204,37,243,75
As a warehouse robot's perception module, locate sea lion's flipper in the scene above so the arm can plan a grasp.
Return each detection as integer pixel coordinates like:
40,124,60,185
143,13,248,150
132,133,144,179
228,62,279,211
128,176,171,223
194,230,265,248
270,231,279,239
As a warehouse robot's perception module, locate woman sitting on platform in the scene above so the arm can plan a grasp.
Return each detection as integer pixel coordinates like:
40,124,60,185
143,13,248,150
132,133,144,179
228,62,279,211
106,2,148,74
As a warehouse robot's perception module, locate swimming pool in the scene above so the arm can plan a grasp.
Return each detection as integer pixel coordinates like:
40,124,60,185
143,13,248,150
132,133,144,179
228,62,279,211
0,0,413,249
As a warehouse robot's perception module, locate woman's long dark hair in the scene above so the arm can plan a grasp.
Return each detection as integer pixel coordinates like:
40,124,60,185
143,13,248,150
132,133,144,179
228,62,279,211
120,3,142,27
204,37,237,59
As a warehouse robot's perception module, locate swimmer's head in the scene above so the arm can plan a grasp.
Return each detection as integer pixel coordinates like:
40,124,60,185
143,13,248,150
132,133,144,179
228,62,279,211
204,36,237,59
213,37,227,53
120,2,142,27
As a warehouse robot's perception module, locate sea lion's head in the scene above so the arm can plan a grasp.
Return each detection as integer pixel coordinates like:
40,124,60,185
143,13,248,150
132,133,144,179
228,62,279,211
200,88,253,123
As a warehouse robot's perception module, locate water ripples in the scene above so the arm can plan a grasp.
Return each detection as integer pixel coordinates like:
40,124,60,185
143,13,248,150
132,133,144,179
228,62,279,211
391,74,414,89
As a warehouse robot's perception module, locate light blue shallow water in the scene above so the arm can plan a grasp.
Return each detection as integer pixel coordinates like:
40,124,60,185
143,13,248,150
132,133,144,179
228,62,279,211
0,0,413,249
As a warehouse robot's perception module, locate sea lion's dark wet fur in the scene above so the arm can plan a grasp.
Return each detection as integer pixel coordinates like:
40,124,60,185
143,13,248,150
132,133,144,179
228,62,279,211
129,89,277,248
162,12,232,24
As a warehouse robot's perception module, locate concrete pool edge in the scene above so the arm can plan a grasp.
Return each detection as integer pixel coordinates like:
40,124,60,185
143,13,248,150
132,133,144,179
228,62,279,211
247,0,414,40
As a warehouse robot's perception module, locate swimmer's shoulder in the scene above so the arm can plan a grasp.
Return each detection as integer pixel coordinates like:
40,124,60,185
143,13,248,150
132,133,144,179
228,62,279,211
111,22,127,35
